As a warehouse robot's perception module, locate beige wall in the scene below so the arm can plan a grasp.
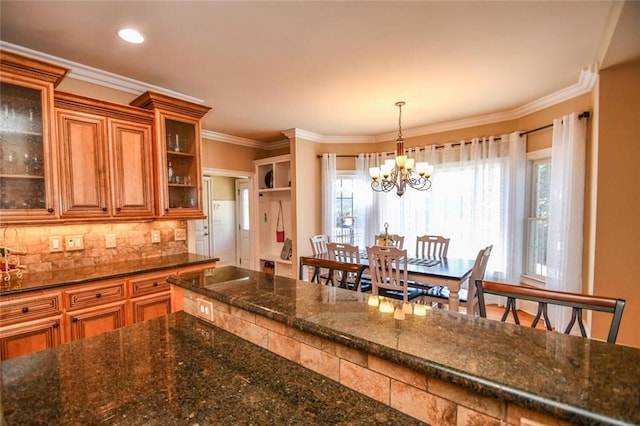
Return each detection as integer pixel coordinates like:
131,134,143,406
201,138,268,173
210,176,236,201
592,58,640,346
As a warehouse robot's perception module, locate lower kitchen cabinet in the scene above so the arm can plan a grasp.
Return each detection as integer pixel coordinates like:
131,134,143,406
0,262,216,360
66,301,127,341
0,315,63,360
0,290,63,360
130,293,172,323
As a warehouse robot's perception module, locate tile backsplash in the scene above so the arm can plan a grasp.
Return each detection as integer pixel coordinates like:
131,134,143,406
1,221,188,273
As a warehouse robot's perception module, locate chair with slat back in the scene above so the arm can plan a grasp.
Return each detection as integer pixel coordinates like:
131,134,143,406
415,235,450,257
422,245,493,315
388,234,405,249
475,280,626,344
308,235,331,284
327,242,365,291
366,246,424,303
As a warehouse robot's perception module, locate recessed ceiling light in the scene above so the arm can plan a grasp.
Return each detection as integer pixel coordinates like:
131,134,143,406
118,28,145,44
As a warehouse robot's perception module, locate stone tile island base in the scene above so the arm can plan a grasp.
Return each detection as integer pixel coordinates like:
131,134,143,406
179,287,570,426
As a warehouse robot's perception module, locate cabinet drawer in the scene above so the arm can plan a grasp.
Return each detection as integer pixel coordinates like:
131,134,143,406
0,292,62,325
65,281,126,310
129,272,173,297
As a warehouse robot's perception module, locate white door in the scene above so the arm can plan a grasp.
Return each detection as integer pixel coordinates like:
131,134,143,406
193,176,212,256
236,179,251,268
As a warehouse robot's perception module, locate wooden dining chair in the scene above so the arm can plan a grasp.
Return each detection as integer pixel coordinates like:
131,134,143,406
422,245,493,315
415,235,450,257
308,235,331,284
327,242,365,291
388,234,405,249
475,280,626,343
366,246,424,303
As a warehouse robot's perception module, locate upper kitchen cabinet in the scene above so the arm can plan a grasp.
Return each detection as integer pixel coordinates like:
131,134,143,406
130,92,211,219
55,92,155,220
0,51,68,224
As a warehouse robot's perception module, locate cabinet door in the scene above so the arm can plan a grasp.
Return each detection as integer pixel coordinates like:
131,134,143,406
130,292,172,323
0,316,63,361
0,78,58,222
109,118,154,218
57,109,111,218
66,302,126,342
158,114,204,218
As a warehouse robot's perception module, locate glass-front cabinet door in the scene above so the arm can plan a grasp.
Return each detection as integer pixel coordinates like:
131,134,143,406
164,117,199,212
0,53,67,223
130,91,210,219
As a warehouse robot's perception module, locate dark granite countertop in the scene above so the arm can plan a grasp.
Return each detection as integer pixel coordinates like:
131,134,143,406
0,253,218,296
0,311,422,425
169,266,640,426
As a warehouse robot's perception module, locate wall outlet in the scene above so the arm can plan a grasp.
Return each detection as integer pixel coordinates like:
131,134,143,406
49,236,63,253
65,235,84,251
174,228,186,241
105,234,117,248
151,230,161,243
196,298,214,322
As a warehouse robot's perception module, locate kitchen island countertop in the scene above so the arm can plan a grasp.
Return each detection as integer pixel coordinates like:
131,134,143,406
0,311,423,425
168,266,640,426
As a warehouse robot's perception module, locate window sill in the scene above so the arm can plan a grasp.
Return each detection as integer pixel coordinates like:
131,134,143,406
520,275,546,288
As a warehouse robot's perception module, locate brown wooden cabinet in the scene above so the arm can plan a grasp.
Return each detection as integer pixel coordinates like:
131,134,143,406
67,301,127,341
0,290,64,360
0,262,215,359
55,92,155,220
128,270,174,324
130,92,211,219
0,316,63,360
63,278,128,342
0,51,68,224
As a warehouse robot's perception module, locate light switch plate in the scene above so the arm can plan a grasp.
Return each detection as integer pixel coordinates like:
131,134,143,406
174,228,186,241
105,234,117,248
49,236,63,253
151,230,161,243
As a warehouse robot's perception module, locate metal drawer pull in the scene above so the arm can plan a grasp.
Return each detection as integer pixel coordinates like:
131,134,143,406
95,293,102,298
21,307,29,314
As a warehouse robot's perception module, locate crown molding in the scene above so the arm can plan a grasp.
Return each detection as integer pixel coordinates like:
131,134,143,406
0,41,204,104
201,130,268,149
1,41,598,149
512,64,598,118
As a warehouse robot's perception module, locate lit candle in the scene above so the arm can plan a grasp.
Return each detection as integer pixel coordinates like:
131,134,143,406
413,304,428,316
379,300,394,313
367,294,380,307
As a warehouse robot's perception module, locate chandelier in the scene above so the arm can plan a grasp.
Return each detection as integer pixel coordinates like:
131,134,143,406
369,101,433,197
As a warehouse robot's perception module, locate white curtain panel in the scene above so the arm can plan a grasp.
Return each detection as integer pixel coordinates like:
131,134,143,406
356,132,526,282
546,113,587,333
321,153,336,239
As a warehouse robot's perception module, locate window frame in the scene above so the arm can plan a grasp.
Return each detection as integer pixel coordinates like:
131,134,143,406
522,148,552,287
333,171,359,246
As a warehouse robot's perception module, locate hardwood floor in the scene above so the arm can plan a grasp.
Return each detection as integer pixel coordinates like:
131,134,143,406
483,304,548,329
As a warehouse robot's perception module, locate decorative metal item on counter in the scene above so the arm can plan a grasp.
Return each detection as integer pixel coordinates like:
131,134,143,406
376,222,395,247
1,227,27,282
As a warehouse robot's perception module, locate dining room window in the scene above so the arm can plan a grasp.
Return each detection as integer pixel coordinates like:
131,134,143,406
334,174,361,246
523,151,551,283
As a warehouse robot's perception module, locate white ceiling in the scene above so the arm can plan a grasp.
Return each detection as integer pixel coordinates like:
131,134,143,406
1,1,638,144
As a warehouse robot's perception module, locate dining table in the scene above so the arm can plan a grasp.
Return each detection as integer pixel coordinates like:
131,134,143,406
299,251,476,312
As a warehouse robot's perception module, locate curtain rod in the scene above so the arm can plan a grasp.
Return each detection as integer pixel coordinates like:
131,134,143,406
317,111,591,158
